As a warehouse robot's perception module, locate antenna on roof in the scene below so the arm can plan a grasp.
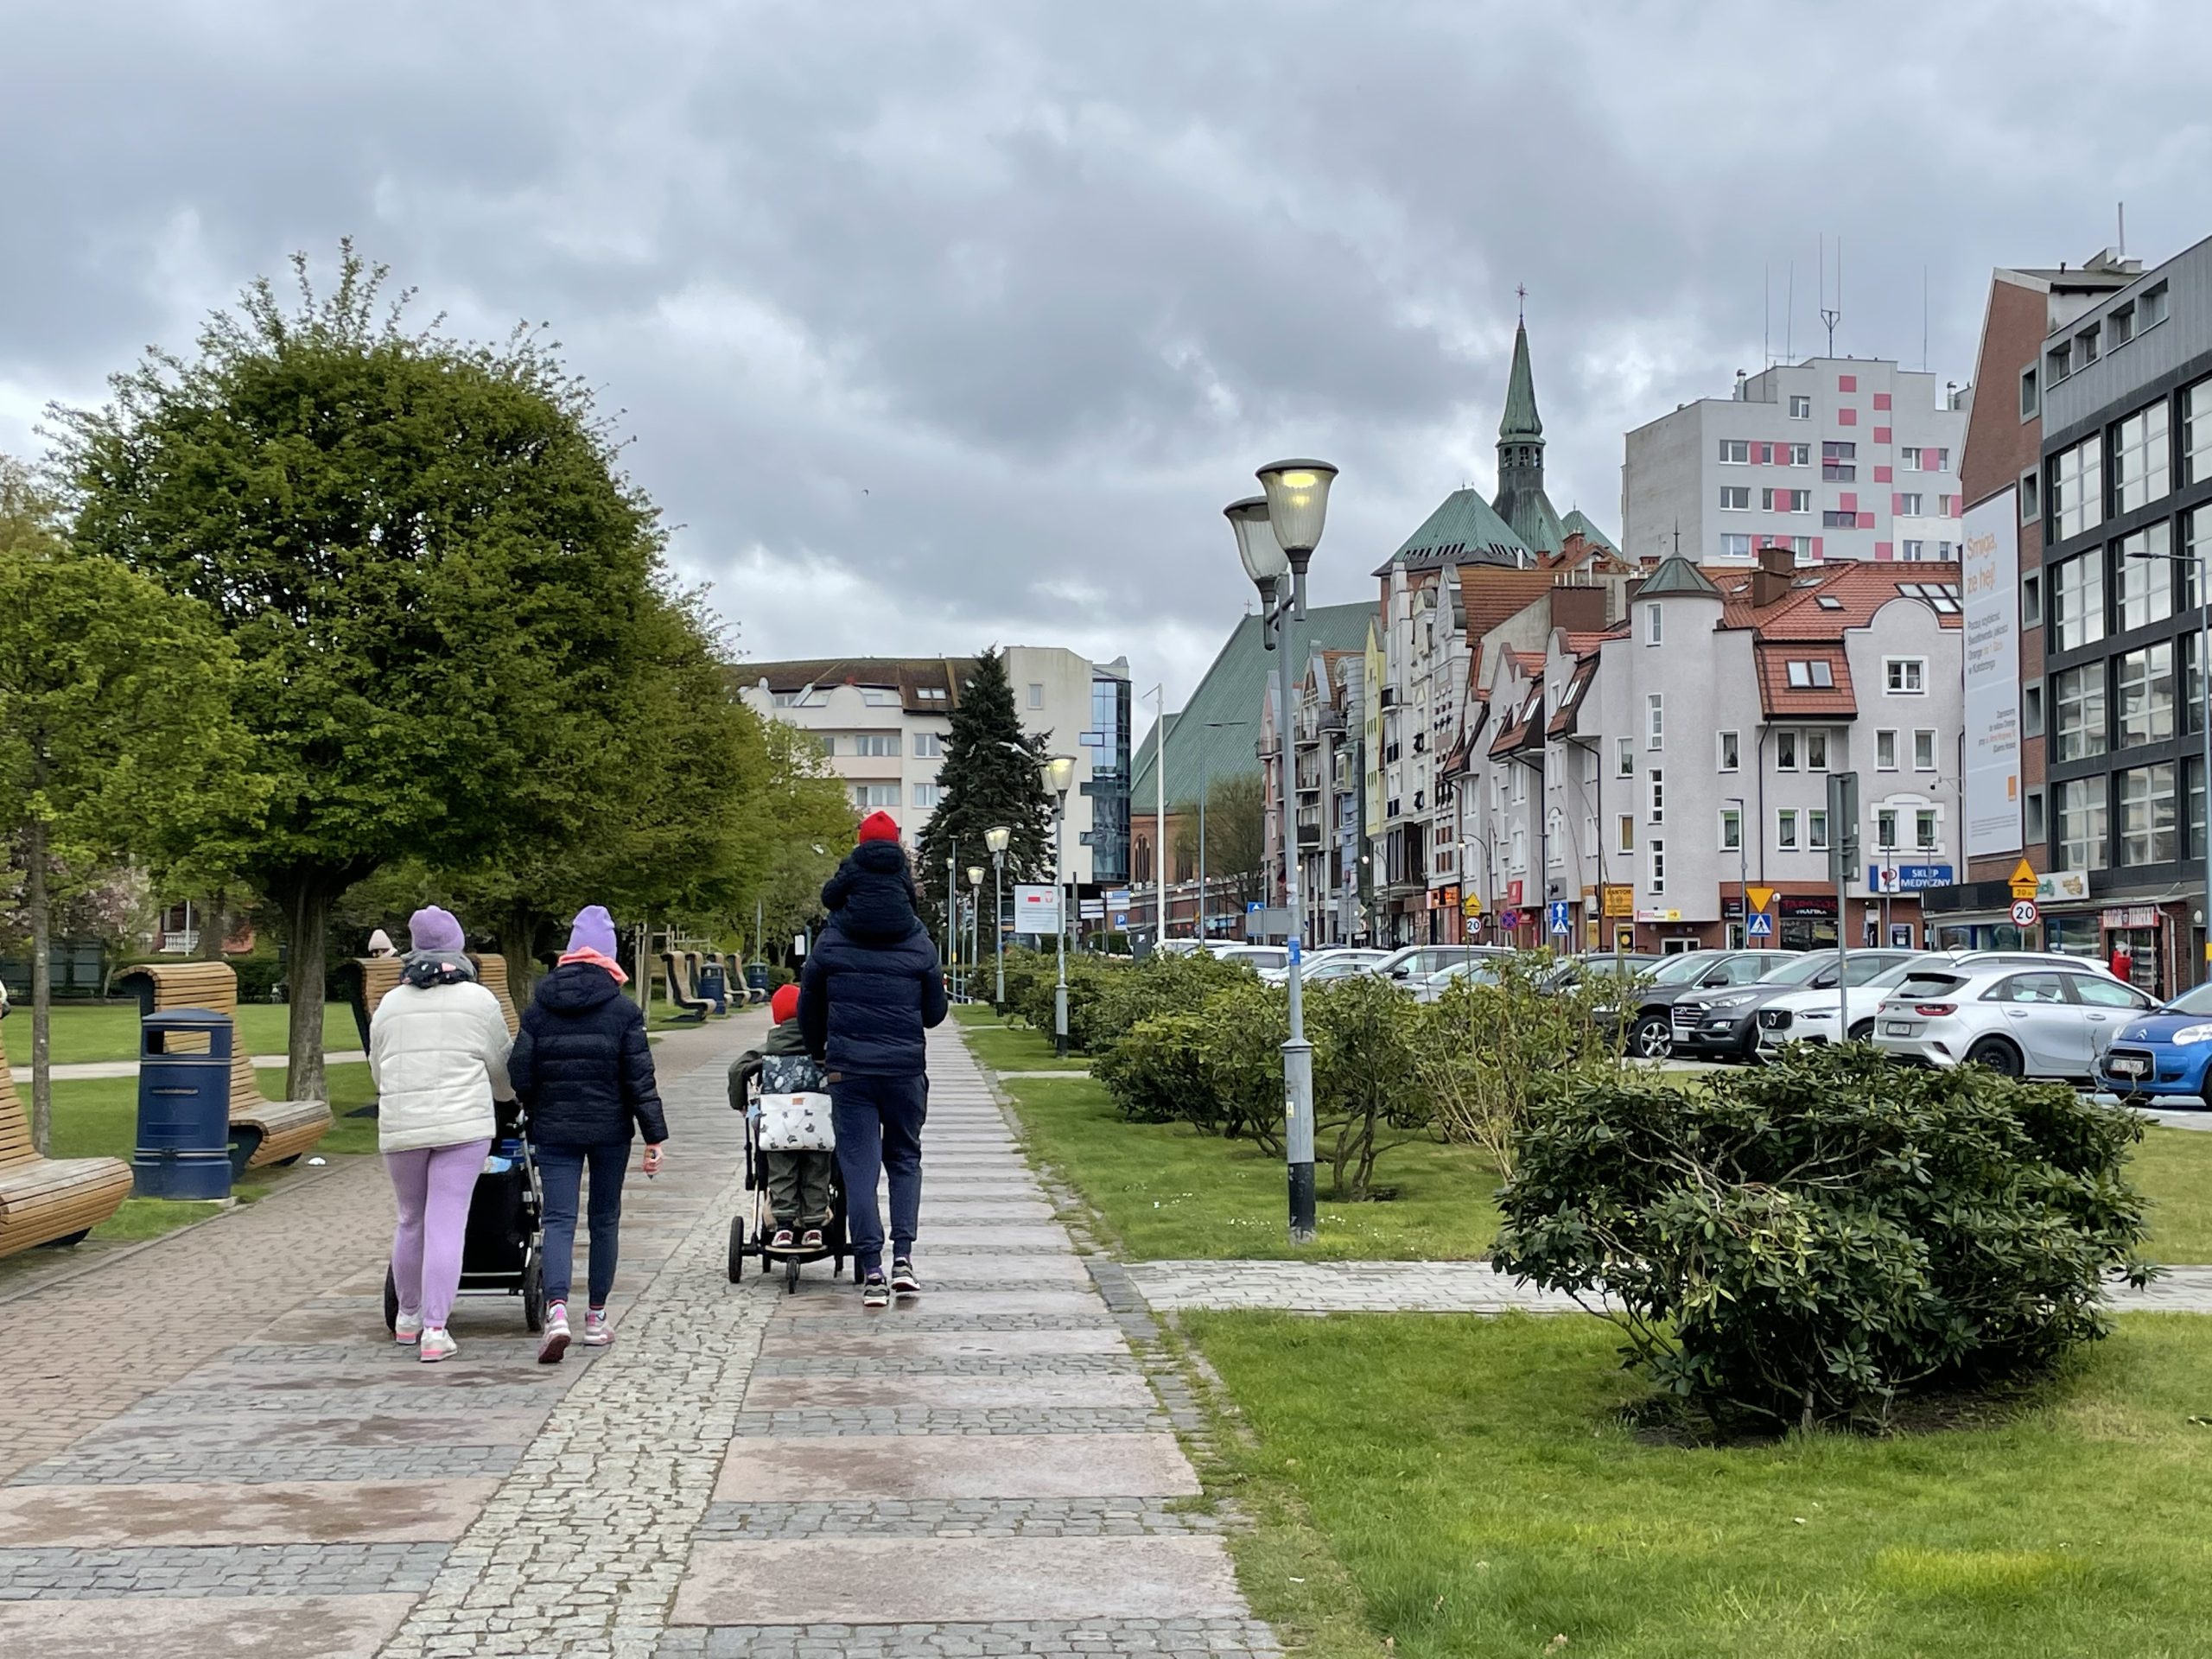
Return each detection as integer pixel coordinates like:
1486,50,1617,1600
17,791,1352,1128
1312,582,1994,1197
2118,200,2126,259
1819,234,1842,358
1763,264,1771,369
1922,264,1929,374
1785,261,1795,361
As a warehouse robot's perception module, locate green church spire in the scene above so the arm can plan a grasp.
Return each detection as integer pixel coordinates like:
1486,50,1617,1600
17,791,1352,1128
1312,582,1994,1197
1498,316,1543,442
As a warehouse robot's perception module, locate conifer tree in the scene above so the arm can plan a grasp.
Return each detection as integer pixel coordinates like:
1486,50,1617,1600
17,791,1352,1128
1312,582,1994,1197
915,649,1055,931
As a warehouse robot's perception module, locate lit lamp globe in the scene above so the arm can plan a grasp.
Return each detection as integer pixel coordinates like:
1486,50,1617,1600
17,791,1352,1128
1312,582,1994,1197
967,865,985,888
1224,496,1287,595
1255,459,1337,589
984,825,1012,855
1042,754,1077,798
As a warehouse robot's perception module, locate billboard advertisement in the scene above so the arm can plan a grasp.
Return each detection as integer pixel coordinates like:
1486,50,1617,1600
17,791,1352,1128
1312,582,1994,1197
1961,489,2023,860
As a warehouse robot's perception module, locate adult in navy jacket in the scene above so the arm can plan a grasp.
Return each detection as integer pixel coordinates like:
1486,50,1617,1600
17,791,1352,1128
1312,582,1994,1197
800,814,948,1301
509,906,669,1361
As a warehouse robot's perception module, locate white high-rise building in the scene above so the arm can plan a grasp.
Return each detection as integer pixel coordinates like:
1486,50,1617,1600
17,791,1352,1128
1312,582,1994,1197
1623,358,1970,569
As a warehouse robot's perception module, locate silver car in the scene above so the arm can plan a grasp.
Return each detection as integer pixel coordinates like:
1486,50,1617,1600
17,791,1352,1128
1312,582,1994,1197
1257,948,1391,987
1872,962,2156,1079
1756,950,2118,1058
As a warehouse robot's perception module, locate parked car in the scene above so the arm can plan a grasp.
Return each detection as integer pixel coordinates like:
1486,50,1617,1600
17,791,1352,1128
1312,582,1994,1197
1373,944,1510,984
1213,944,1288,975
2094,979,2212,1107
1872,961,2155,1079
1616,950,1796,1059
1154,937,1209,957
1755,950,2118,1058
1671,950,1915,1062
1412,957,1509,1002
1257,948,1391,986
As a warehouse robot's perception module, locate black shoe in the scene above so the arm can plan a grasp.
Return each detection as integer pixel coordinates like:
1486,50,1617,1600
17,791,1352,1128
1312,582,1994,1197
890,1258,921,1295
861,1274,890,1309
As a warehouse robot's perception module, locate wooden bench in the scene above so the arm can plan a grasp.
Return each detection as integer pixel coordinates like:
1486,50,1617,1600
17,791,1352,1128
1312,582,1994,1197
0,1062,132,1255
111,963,332,1174
660,953,711,1022
341,951,524,1051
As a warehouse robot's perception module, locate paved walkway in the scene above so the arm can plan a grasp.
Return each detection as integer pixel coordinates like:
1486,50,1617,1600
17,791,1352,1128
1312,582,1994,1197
11,1052,369,1083
0,1016,1277,1656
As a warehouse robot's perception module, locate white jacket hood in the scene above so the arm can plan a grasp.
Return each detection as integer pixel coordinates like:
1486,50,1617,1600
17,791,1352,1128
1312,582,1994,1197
369,978,514,1154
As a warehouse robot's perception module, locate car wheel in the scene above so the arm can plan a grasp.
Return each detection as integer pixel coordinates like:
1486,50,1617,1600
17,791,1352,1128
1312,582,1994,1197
1967,1038,2024,1077
1847,1020,1875,1043
1629,1014,1672,1060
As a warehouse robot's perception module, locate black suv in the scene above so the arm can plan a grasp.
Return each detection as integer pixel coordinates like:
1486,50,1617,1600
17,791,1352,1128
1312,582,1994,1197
1670,950,1916,1061
1619,950,1796,1060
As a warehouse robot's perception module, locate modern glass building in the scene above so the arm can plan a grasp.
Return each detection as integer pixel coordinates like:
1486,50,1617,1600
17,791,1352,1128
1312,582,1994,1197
1081,664,1133,886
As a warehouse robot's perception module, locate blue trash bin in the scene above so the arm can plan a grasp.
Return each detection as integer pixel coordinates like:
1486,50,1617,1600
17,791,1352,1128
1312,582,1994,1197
133,1008,234,1200
744,963,769,1005
698,963,728,1014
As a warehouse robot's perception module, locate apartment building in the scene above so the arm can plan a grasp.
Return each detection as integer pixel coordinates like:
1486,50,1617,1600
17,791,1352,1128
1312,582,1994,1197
1622,357,1969,569
1924,236,2212,996
740,648,1131,886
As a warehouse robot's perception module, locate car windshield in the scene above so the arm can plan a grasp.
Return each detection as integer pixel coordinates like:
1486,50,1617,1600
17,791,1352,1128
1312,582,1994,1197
2164,982,2212,1016
1764,954,1836,988
1649,953,1720,986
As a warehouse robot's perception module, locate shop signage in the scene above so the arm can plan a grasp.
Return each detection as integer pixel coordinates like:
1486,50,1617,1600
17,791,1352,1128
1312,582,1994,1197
1601,884,1634,918
1635,907,1683,923
2101,906,2159,929
1506,879,1524,906
1867,863,1953,892
2038,869,2091,903
1779,893,1838,917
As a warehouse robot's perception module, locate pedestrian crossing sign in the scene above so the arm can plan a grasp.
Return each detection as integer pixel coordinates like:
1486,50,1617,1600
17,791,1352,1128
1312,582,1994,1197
1746,911,1775,938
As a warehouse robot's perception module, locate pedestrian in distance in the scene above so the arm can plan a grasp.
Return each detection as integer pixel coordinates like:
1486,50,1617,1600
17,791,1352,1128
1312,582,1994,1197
729,982,836,1249
365,928,398,959
509,905,670,1363
802,811,948,1309
369,906,516,1363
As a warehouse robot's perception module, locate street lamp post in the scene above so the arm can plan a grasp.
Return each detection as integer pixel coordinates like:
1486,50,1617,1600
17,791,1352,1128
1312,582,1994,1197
1228,459,1338,1246
2126,539,2212,985
1041,756,1077,1055
967,865,985,988
986,825,1011,1006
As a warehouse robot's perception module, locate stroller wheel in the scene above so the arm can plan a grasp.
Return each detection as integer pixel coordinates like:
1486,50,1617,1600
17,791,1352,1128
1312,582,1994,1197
785,1255,801,1294
728,1217,746,1284
382,1264,398,1333
522,1253,546,1333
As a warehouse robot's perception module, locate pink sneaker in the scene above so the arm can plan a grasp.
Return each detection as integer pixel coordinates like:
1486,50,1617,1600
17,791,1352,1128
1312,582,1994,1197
583,1308,613,1347
394,1312,423,1346
538,1302,570,1365
419,1328,457,1363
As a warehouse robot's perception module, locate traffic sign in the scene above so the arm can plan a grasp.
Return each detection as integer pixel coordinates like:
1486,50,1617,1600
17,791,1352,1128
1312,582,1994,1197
1548,900,1573,936
1746,911,1775,938
2008,857,2039,900
2010,898,2039,927
1499,909,1521,931
1745,885,1776,915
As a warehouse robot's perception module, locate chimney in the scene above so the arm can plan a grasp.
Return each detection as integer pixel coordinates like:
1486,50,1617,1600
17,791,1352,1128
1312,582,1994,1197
1549,583,1607,633
1751,543,1795,607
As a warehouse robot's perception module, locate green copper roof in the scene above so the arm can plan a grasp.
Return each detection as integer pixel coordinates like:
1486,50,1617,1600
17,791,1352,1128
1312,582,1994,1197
1560,508,1619,554
1374,487,1531,575
1129,601,1375,809
1497,487,1567,559
1637,555,1722,598
1498,321,1543,442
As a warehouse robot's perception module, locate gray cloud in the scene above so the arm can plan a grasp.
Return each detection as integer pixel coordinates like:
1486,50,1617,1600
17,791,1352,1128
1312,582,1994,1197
5,0,2209,711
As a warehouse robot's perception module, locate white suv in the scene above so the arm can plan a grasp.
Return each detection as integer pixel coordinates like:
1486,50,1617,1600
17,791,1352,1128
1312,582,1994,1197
1755,950,2117,1058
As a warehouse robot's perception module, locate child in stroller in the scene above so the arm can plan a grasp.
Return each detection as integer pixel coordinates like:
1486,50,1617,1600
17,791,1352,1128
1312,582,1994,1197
728,985,845,1288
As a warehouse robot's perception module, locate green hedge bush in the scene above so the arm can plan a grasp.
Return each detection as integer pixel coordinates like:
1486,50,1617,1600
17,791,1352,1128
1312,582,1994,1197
1491,1042,2155,1432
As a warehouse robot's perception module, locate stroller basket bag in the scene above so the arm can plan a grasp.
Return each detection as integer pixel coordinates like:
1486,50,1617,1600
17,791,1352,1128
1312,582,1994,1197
758,1090,835,1151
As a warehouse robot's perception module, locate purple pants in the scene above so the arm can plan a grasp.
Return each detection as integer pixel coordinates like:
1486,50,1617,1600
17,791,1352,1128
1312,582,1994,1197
386,1140,491,1329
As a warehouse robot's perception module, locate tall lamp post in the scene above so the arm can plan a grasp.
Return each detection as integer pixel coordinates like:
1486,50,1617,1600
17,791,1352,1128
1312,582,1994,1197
1041,755,1077,1055
2125,538,2212,985
945,840,959,997
986,825,1012,1005
967,866,985,987
1227,458,1338,1245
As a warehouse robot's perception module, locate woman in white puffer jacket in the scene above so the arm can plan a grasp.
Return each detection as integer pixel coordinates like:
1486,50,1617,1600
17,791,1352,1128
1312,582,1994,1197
369,906,515,1363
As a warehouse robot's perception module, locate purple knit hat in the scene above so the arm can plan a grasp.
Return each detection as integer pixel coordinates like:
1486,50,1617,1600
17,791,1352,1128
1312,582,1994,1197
408,906,465,955
565,906,619,958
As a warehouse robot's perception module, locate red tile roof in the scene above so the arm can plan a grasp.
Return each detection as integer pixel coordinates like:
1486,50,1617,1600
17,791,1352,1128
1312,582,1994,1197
1458,568,1560,645
1753,642,1857,717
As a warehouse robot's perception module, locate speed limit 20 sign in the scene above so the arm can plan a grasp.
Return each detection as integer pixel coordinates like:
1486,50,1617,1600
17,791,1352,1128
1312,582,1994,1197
2010,899,2039,927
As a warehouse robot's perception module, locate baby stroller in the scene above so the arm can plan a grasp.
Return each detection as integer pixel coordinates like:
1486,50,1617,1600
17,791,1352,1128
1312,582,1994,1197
384,1104,549,1334
728,1064,851,1294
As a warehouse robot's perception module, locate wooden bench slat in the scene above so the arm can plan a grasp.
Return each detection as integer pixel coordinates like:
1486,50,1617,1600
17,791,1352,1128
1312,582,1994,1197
111,963,330,1167
0,1067,129,1255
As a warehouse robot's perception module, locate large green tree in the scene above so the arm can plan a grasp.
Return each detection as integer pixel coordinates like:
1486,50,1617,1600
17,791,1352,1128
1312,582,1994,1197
914,648,1055,933
0,456,253,1148
1173,771,1268,911
57,246,666,1101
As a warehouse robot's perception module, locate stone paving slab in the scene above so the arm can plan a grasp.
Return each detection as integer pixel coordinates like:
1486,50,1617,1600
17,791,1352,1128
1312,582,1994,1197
0,1539,448,1599
740,1371,1158,1411
13,1445,525,1488
693,1497,1222,1539
655,1618,1282,1658
913,1254,1094,1286
915,1224,1075,1249
0,1589,417,1656
754,1352,1142,1378
671,1536,1246,1624
731,1405,1170,1437
757,1327,1133,1360
779,1289,1111,1321
714,1433,1201,1501
48,1408,556,1459
0,1478,500,1547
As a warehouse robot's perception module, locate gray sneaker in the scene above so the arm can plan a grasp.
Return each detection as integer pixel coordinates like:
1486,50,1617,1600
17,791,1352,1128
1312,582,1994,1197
861,1274,890,1309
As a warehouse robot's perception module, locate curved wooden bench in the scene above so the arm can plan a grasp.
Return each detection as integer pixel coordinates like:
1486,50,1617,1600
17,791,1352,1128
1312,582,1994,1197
660,953,711,1022
0,1065,131,1255
111,963,332,1173
345,950,519,1046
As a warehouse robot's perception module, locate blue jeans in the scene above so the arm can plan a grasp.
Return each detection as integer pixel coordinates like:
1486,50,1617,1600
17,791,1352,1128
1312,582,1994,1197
537,1141,629,1307
830,1074,926,1274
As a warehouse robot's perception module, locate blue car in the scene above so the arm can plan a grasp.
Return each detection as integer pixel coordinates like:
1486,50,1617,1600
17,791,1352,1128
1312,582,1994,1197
2096,981,2212,1107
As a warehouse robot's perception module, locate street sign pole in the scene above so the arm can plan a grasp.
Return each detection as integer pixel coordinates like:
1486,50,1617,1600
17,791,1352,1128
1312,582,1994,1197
1827,772,1859,1031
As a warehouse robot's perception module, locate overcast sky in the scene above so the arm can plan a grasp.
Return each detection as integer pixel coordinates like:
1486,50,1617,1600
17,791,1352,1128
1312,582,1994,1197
5,1,2208,722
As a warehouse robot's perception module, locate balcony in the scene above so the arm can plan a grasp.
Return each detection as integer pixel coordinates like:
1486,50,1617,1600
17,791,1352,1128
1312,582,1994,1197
1297,824,1321,848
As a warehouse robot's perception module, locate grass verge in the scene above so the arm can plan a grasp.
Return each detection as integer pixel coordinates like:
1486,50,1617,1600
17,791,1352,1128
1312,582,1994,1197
3,1002,355,1067
1189,1307,2212,1659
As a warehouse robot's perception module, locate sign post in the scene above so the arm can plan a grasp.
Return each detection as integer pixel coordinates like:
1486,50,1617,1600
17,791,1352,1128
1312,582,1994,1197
2008,858,2041,949
1825,772,1859,1027
1745,883,1777,942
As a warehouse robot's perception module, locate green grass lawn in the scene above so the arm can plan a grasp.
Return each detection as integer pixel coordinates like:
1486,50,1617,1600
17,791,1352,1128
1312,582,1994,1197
3,1002,355,1066
963,1020,2212,1264
1191,1308,2212,1659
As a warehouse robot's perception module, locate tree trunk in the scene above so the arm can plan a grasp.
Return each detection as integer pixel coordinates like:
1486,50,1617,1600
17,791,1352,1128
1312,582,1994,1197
278,875,330,1104
26,819,51,1155
194,889,230,962
495,901,537,1010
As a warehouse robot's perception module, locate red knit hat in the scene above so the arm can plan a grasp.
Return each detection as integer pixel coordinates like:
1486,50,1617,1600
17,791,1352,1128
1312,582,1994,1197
769,983,800,1025
856,810,900,844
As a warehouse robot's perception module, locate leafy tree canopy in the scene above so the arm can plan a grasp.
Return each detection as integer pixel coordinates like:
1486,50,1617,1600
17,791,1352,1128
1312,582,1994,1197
915,647,1056,925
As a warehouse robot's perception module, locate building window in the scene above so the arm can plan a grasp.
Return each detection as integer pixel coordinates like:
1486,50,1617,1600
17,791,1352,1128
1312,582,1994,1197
911,783,940,809
1719,439,1751,464
1647,694,1663,750
2186,379,2212,486
1777,809,1800,850
2113,401,2172,514
1779,442,1810,466
1877,806,1903,851
2024,683,2044,738
1915,808,1939,851
1885,658,1927,695
2117,641,2176,748
2194,761,2208,861
772,690,799,707
2020,366,2039,421
2110,302,2136,348
2115,522,2175,630
1719,805,1743,851
2190,620,2209,736
2058,777,2108,871
2048,341,2072,384
1809,808,1831,851
2051,550,2105,652
1897,492,1924,516
1717,730,1739,772
1914,728,1937,771
1822,441,1857,482
1720,533,1752,559
2019,471,2041,524
2054,664,2107,761
1876,728,1898,770
1902,448,1922,472
1616,814,1635,855
1617,736,1634,778
1764,488,1812,513
2022,570,2043,626
1789,395,1812,419
2119,764,2178,866
2051,437,2103,541
1805,729,1829,772
1649,838,1666,893
854,732,902,757
861,686,903,707
1823,511,1858,528
912,732,944,758
1027,683,1045,709
1776,729,1800,771
854,783,900,810
1785,659,1835,688
2142,282,2171,331
1649,770,1664,824
1902,539,1924,560
1643,602,1663,645
1789,536,1815,559
2025,788,2046,846
1719,486,1751,512
2077,323,2101,366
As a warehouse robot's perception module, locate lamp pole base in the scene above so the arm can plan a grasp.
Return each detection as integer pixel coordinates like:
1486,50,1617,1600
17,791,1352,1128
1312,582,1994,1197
1287,1160,1316,1244
1054,982,1069,1058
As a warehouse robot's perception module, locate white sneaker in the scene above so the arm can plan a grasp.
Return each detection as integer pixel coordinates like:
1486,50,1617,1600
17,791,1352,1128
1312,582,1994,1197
582,1308,613,1347
538,1304,570,1365
419,1328,458,1363
394,1312,424,1346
